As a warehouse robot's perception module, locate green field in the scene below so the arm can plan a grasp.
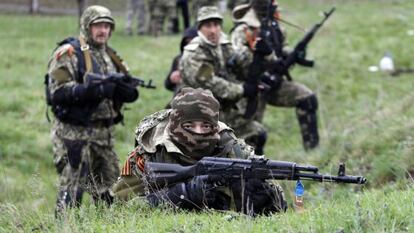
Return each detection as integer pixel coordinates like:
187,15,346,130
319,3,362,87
1,0,414,232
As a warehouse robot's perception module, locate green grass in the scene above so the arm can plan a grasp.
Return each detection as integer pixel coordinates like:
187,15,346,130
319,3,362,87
1,0,414,232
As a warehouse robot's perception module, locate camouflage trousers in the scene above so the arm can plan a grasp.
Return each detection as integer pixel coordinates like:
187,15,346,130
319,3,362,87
255,80,314,123
52,121,120,211
257,79,319,149
148,0,177,36
126,0,147,34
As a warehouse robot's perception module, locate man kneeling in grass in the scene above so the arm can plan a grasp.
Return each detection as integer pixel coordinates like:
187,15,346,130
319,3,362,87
112,87,287,215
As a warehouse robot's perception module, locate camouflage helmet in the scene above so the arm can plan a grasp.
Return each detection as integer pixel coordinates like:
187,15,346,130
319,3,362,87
80,5,115,39
197,6,223,28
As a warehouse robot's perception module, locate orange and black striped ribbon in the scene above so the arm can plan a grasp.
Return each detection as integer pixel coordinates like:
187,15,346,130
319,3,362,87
121,148,144,176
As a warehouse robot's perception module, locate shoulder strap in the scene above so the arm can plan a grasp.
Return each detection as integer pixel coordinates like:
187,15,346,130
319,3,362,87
78,36,93,81
106,47,129,75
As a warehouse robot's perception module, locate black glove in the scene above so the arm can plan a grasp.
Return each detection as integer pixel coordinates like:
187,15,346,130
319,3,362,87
269,59,287,74
107,73,139,103
255,39,272,56
147,175,230,210
243,83,259,98
113,80,139,103
72,81,116,102
51,81,115,105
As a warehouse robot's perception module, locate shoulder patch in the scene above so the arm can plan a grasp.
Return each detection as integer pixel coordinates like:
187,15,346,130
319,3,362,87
55,44,75,61
134,109,172,148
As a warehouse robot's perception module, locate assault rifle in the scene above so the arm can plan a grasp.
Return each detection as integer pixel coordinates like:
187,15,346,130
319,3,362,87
274,7,336,81
144,157,367,187
86,72,156,89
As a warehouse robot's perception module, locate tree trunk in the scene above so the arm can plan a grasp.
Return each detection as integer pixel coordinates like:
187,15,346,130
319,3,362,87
78,0,86,26
29,0,39,14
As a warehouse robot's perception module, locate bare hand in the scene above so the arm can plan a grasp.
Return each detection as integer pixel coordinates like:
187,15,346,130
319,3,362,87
169,70,181,84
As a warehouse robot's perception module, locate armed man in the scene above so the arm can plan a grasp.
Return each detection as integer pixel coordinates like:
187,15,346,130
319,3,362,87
112,87,287,216
148,0,178,36
178,6,268,155
46,5,139,214
230,0,322,150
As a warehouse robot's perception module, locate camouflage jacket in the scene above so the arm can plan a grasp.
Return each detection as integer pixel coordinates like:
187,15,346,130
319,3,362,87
179,32,244,102
47,37,122,122
48,37,125,143
178,32,260,127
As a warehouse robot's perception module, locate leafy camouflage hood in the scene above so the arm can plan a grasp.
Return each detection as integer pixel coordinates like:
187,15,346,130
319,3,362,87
80,5,115,43
168,87,220,159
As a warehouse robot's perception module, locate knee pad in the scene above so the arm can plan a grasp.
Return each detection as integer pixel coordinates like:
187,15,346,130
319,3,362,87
254,130,267,155
257,130,267,147
296,94,318,112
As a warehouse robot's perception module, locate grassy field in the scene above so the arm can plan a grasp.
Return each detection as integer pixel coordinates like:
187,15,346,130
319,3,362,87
0,0,413,232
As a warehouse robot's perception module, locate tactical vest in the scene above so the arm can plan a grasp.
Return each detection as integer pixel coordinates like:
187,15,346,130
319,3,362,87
45,37,128,126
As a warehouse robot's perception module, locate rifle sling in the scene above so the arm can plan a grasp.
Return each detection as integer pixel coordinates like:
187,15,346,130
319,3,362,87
78,36,93,82
107,47,129,75
78,36,129,80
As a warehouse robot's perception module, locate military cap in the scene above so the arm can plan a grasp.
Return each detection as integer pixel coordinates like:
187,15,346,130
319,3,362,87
197,6,223,26
232,4,261,28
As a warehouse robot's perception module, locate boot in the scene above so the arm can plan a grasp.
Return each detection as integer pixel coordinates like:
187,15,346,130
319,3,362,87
296,95,319,150
55,188,83,218
297,109,319,150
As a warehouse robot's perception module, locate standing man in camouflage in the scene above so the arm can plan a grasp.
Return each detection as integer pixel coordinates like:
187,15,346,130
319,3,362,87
125,0,147,35
46,5,139,214
230,1,320,150
112,88,286,215
178,6,268,155
148,0,178,36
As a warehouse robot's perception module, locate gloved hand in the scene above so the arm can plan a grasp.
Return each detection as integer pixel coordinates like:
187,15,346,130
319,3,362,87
243,83,259,98
147,175,230,210
254,39,272,56
71,81,116,103
113,80,139,103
